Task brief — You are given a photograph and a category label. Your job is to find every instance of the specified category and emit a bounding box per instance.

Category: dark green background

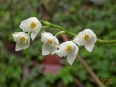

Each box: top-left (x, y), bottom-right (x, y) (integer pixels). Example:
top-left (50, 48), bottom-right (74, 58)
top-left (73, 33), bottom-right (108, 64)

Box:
top-left (0, 0), bottom-right (116, 87)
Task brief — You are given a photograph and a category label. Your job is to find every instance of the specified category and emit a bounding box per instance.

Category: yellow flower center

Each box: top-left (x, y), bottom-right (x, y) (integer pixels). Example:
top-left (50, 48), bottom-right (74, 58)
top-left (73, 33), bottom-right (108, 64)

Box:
top-left (30, 22), bottom-right (36, 28)
top-left (83, 34), bottom-right (89, 40)
top-left (20, 36), bottom-right (26, 41)
top-left (65, 45), bottom-right (71, 52)
top-left (47, 39), bottom-right (53, 44)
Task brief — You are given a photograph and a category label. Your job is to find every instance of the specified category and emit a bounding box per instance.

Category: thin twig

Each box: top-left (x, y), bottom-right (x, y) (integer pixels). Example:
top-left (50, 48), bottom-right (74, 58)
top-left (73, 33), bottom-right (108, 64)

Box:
top-left (74, 78), bottom-right (86, 87)
top-left (77, 55), bottom-right (104, 87)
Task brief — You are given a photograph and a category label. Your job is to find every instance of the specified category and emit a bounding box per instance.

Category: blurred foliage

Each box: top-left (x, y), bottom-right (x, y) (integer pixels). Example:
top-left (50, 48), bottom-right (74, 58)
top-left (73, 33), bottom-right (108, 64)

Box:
top-left (0, 0), bottom-right (116, 87)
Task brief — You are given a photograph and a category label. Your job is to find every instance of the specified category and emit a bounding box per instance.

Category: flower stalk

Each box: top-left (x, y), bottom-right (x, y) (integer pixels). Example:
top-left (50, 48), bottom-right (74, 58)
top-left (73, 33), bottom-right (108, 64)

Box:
top-left (55, 31), bottom-right (66, 37)
top-left (40, 20), bottom-right (76, 36)
top-left (40, 20), bottom-right (116, 45)
top-left (96, 39), bottom-right (116, 44)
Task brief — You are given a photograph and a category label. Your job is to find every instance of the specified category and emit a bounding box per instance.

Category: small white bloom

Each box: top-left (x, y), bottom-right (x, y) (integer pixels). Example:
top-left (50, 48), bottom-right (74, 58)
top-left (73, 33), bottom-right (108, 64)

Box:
top-left (73, 29), bottom-right (97, 52)
top-left (55, 41), bottom-right (79, 65)
top-left (19, 17), bottom-right (42, 40)
top-left (41, 32), bottom-right (59, 56)
top-left (12, 32), bottom-right (30, 51)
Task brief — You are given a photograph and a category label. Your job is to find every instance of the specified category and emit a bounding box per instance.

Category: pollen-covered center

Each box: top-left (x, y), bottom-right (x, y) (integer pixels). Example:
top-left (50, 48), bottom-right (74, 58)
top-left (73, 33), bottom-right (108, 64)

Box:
top-left (47, 39), bottom-right (53, 45)
top-left (20, 36), bottom-right (26, 41)
top-left (30, 22), bottom-right (36, 28)
top-left (83, 34), bottom-right (89, 40)
top-left (65, 45), bottom-right (71, 52)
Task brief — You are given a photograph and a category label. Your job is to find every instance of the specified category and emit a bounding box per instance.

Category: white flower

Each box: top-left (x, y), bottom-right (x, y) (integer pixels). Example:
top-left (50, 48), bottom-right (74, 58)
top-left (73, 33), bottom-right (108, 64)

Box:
top-left (19, 17), bottom-right (42, 40)
top-left (41, 32), bottom-right (59, 55)
top-left (12, 32), bottom-right (30, 51)
top-left (73, 29), bottom-right (97, 52)
top-left (55, 41), bottom-right (79, 65)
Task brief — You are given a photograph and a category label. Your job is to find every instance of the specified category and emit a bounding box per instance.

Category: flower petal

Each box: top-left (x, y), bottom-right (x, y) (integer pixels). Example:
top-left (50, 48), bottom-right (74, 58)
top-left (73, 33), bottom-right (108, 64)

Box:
top-left (15, 42), bottom-right (28, 51)
top-left (41, 33), bottom-right (47, 43)
top-left (67, 51), bottom-right (76, 65)
top-left (51, 47), bottom-right (57, 54)
top-left (73, 45), bottom-right (79, 56)
top-left (12, 34), bottom-right (18, 42)
top-left (73, 31), bottom-right (86, 46)
top-left (19, 17), bottom-right (42, 34)
top-left (41, 32), bottom-right (54, 43)
top-left (23, 44), bottom-right (30, 50)
top-left (83, 29), bottom-right (97, 43)
top-left (92, 33), bottom-right (97, 43)
top-left (31, 24), bottom-right (42, 40)
top-left (54, 37), bottom-right (59, 45)
top-left (12, 32), bottom-right (30, 51)
top-left (15, 43), bottom-right (22, 51)
top-left (35, 21), bottom-right (42, 29)
top-left (28, 17), bottom-right (39, 23)
top-left (73, 38), bottom-right (80, 46)
top-left (85, 41), bottom-right (94, 52)
top-left (55, 41), bottom-right (75, 57)
top-left (42, 43), bottom-right (52, 55)
top-left (31, 31), bottom-right (38, 40)
top-left (42, 32), bottom-right (53, 37)
top-left (19, 19), bottom-right (30, 32)
top-left (55, 49), bottom-right (67, 57)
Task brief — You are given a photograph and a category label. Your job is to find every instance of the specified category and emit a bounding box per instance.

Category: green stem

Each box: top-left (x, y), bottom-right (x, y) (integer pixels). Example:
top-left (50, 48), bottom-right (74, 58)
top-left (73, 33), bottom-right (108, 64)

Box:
top-left (52, 24), bottom-right (76, 36)
top-left (42, 26), bottom-right (50, 29)
top-left (40, 20), bottom-right (116, 45)
top-left (55, 31), bottom-right (66, 37)
top-left (28, 32), bottom-right (31, 36)
top-left (96, 39), bottom-right (116, 44)
top-left (40, 20), bottom-right (76, 36)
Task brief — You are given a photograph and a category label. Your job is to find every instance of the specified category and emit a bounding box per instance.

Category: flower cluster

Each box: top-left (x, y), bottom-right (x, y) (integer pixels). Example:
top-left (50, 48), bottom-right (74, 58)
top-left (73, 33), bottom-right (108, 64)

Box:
top-left (12, 17), bottom-right (97, 65)
top-left (12, 17), bottom-right (42, 51)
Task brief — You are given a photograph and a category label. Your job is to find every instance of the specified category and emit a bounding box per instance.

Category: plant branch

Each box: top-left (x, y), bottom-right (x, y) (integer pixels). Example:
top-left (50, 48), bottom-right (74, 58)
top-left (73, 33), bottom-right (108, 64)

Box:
top-left (40, 20), bottom-right (116, 45)
top-left (51, 24), bottom-right (76, 36)
top-left (40, 20), bottom-right (76, 36)
top-left (77, 55), bottom-right (104, 87)
top-left (42, 26), bottom-right (50, 29)
top-left (55, 31), bottom-right (66, 37)
top-left (96, 39), bottom-right (116, 44)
